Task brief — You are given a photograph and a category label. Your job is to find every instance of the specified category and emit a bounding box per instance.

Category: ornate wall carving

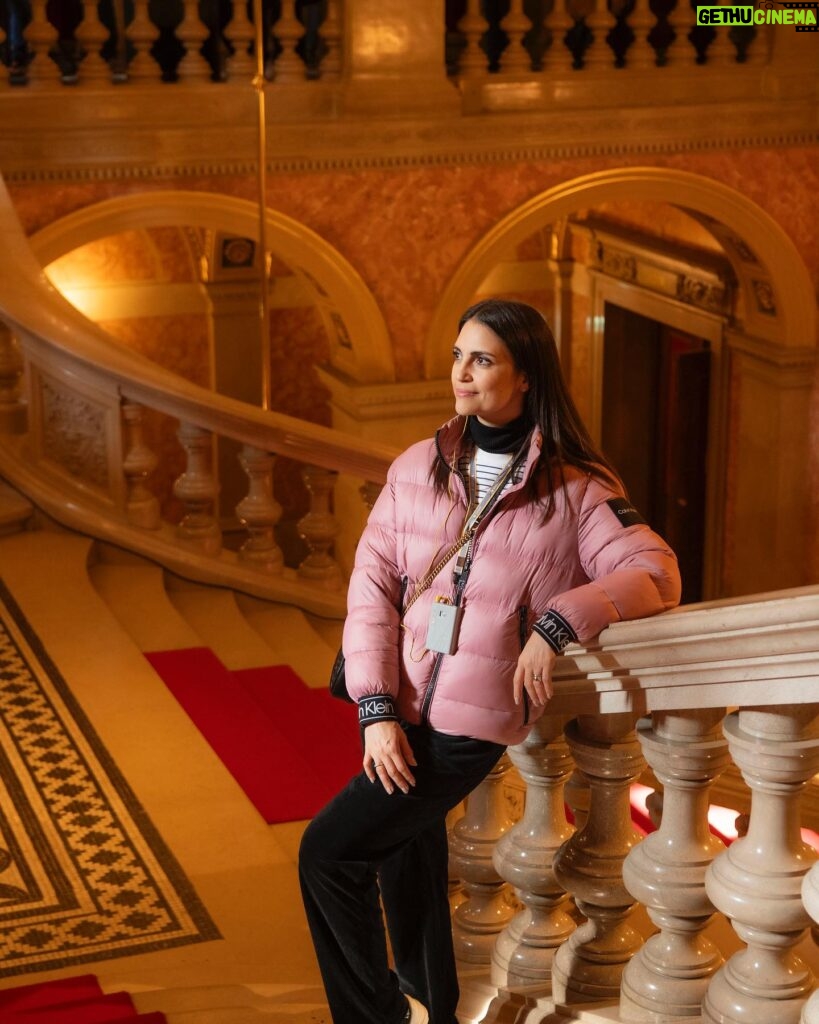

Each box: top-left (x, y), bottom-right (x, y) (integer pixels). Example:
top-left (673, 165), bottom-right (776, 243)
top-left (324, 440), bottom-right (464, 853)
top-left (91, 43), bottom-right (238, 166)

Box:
top-left (40, 379), bottom-right (109, 488)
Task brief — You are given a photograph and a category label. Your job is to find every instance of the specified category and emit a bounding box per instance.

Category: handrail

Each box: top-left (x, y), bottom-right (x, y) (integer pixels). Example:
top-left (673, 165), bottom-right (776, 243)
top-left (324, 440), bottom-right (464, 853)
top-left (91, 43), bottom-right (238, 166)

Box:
top-left (0, 175), bottom-right (398, 485)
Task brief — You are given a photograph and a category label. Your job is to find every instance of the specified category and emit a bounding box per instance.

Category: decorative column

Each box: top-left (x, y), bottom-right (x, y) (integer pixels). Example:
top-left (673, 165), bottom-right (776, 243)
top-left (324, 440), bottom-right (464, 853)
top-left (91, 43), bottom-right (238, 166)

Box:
top-left (272, 0), bottom-right (305, 81)
top-left (705, 0), bottom-right (737, 63)
top-left (297, 465), bottom-right (342, 587)
top-left (620, 709), bottom-right (732, 1020)
top-left (235, 445), bottom-right (284, 573)
top-left (76, 1), bottom-right (111, 82)
top-left (582, 0), bottom-right (617, 68)
top-left (492, 715), bottom-right (576, 987)
top-left (703, 705), bottom-right (819, 1024)
top-left (666, 0), bottom-right (699, 65)
top-left (545, 0), bottom-right (577, 71)
top-left (551, 712), bottom-right (646, 1004)
top-left (175, 0), bottom-right (211, 80)
top-left (359, 480), bottom-right (383, 513)
top-left (25, 1), bottom-right (57, 84)
top-left (498, 0), bottom-right (532, 73)
top-left (126, 0), bottom-right (160, 81)
top-left (173, 421), bottom-right (222, 555)
top-left (457, 0), bottom-right (490, 75)
top-left (0, 325), bottom-right (26, 433)
top-left (121, 401), bottom-right (160, 529)
top-left (626, 0), bottom-right (657, 68)
top-left (801, 863), bottom-right (819, 1024)
top-left (227, 0), bottom-right (256, 78)
top-left (320, 0), bottom-right (342, 79)
top-left (450, 754), bottom-right (517, 964)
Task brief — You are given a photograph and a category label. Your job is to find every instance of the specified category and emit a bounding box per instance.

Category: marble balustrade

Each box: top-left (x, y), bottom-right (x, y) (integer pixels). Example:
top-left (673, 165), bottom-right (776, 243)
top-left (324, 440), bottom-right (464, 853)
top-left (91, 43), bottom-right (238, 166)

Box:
top-left (0, 0), bottom-right (768, 89)
top-left (0, 312), bottom-right (396, 618)
top-left (453, 600), bottom-right (819, 1023)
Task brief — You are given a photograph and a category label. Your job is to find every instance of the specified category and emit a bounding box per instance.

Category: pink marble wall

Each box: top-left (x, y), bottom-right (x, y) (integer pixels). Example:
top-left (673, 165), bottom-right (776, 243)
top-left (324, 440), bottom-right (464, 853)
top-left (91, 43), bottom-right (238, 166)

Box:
top-left (7, 144), bottom-right (819, 581)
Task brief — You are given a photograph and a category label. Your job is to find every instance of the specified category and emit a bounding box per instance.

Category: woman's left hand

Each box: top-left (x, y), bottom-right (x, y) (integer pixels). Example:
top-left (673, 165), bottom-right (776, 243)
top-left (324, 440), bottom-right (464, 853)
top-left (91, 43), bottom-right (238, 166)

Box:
top-left (513, 633), bottom-right (557, 707)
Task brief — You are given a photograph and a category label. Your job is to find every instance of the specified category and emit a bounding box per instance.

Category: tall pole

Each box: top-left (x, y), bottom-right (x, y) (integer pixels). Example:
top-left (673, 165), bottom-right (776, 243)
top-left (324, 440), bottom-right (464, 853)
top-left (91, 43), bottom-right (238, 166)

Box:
top-left (253, 0), bottom-right (272, 411)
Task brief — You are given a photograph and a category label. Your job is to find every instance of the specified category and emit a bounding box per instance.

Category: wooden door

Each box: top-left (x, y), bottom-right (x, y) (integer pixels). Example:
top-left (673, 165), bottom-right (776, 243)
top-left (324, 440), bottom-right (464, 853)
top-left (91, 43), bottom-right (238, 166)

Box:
top-left (601, 304), bottom-right (711, 604)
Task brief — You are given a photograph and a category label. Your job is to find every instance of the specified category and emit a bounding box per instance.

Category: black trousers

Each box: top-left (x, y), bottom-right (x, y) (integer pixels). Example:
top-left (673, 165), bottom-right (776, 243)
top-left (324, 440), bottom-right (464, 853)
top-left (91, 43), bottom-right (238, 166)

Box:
top-left (299, 723), bottom-right (505, 1024)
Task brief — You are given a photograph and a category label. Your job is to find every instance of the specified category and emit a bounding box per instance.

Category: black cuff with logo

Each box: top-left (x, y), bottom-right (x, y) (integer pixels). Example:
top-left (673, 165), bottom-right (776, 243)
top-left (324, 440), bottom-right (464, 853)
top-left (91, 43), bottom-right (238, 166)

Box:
top-left (532, 610), bottom-right (578, 655)
top-left (358, 694), bottom-right (399, 727)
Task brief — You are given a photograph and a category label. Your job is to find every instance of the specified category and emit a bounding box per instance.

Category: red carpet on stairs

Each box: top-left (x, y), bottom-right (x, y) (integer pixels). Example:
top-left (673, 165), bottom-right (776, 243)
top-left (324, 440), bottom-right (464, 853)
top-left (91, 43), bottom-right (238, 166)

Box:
top-left (145, 648), bottom-right (362, 824)
top-left (0, 975), bottom-right (166, 1023)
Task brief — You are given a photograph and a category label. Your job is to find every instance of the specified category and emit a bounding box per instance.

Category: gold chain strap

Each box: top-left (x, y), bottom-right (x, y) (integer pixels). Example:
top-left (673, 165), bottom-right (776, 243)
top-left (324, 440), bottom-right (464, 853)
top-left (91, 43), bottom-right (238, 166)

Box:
top-left (402, 524), bottom-right (477, 616)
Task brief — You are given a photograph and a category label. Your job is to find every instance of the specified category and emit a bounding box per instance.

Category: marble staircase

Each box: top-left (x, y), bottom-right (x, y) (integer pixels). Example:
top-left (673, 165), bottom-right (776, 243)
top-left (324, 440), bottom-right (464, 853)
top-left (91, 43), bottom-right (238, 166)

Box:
top-left (0, 493), bottom-right (340, 1023)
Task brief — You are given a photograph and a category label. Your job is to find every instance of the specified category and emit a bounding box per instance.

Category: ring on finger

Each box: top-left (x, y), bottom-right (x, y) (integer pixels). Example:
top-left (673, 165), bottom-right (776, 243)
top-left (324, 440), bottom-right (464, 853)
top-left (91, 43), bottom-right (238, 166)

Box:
top-left (373, 763), bottom-right (384, 769)
top-left (533, 675), bottom-right (542, 682)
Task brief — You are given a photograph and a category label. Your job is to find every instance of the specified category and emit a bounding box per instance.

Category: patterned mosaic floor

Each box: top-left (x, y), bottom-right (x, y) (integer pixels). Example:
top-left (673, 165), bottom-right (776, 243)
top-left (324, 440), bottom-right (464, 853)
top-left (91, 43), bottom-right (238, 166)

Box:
top-left (0, 579), bottom-right (220, 978)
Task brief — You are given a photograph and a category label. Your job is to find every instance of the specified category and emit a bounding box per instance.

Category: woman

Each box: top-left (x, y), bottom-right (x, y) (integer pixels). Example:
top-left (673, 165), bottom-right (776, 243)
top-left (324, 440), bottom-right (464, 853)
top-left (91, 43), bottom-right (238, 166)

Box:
top-left (299, 299), bottom-right (681, 1024)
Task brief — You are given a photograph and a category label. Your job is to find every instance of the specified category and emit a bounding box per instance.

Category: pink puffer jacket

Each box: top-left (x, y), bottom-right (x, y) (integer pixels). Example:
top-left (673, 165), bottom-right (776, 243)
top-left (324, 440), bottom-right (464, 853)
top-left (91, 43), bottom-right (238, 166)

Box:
top-left (343, 417), bottom-right (681, 746)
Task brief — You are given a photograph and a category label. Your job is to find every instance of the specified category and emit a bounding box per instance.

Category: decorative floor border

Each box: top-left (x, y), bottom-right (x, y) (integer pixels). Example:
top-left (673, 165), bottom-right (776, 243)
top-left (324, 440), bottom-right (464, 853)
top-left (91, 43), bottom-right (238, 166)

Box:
top-left (0, 579), bottom-right (220, 978)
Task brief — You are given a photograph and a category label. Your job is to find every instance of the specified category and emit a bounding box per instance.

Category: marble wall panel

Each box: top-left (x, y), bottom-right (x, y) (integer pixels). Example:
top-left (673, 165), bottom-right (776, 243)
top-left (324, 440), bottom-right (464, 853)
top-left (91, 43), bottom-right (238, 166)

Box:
top-left (7, 144), bottom-right (818, 581)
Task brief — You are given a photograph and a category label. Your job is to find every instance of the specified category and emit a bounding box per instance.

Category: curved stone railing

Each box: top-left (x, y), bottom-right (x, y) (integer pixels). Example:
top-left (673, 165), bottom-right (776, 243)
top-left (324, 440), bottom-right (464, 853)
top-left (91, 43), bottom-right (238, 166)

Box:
top-left (452, 587), bottom-right (819, 1023)
top-left (0, 175), bottom-right (397, 618)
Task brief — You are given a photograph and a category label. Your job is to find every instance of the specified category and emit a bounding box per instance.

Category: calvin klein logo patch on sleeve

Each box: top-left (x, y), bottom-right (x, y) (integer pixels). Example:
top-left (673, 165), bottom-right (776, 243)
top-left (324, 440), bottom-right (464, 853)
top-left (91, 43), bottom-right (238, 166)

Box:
top-left (606, 497), bottom-right (647, 528)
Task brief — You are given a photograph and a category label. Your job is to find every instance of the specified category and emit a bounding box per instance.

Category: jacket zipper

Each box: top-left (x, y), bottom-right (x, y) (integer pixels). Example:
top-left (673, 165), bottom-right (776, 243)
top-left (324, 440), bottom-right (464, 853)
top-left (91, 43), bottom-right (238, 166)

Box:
top-left (518, 605), bottom-right (530, 727)
top-left (419, 555), bottom-right (471, 726)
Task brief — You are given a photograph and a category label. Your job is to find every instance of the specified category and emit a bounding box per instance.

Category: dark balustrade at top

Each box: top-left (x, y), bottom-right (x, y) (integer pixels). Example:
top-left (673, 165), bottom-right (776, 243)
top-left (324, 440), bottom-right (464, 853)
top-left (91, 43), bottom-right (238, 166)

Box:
top-left (444, 0), bottom-right (761, 73)
top-left (0, 0), bottom-right (340, 86)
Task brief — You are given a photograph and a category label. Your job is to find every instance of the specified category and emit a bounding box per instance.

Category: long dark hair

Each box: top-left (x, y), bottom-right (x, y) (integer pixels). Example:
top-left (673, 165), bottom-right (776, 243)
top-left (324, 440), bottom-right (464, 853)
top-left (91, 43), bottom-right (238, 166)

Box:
top-left (439, 298), bottom-right (621, 517)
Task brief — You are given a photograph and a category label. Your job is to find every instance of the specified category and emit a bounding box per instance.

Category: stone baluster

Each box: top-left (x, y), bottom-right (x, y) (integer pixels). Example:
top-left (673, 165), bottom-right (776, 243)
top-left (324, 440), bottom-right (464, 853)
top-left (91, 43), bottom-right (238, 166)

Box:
top-left (551, 713), bottom-right (646, 1004)
top-left (227, 0), bottom-right (256, 79)
top-left (491, 715), bottom-right (576, 987)
top-left (620, 709), bottom-right (732, 1021)
top-left (457, 0), bottom-right (491, 75)
top-left (0, 325), bottom-right (26, 433)
top-left (499, 0), bottom-right (532, 73)
top-left (271, 0), bottom-right (305, 81)
top-left (235, 445), bottom-right (284, 573)
top-left (565, 767), bottom-right (590, 830)
top-left (320, 0), bottom-right (342, 79)
top-left (76, 1), bottom-right (111, 82)
top-left (450, 753), bottom-right (517, 964)
top-left (801, 863), bottom-right (819, 1024)
top-left (126, 0), bottom-right (160, 81)
top-left (703, 705), bottom-right (819, 1024)
top-left (359, 480), bottom-right (383, 513)
top-left (741, 18), bottom-right (768, 66)
top-left (582, 0), bottom-right (617, 68)
top-left (546, 0), bottom-right (578, 71)
top-left (705, 0), bottom-right (737, 63)
top-left (666, 0), bottom-right (699, 64)
top-left (626, 0), bottom-right (657, 68)
top-left (175, 0), bottom-right (211, 80)
top-left (121, 401), bottom-right (160, 529)
top-left (25, 1), bottom-right (58, 85)
top-left (173, 421), bottom-right (222, 555)
top-left (297, 465), bottom-right (342, 587)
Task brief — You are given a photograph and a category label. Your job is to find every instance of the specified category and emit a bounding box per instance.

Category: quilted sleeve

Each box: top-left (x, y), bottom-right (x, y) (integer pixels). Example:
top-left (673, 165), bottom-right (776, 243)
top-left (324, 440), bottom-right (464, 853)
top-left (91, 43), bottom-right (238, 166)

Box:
top-left (341, 461), bottom-right (404, 713)
top-left (546, 476), bottom-right (682, 644)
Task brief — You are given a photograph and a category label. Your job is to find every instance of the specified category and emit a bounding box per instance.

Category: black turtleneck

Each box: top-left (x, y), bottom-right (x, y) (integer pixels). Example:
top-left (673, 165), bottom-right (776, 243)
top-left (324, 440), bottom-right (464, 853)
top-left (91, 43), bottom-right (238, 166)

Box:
top-left (467, 414), bottom-right (531, 454)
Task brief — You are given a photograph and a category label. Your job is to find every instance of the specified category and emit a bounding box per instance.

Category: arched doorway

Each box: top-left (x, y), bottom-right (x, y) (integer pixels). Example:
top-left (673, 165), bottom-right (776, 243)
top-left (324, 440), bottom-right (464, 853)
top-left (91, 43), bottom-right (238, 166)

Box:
top-left (426, 168), bottom-right (816, 600)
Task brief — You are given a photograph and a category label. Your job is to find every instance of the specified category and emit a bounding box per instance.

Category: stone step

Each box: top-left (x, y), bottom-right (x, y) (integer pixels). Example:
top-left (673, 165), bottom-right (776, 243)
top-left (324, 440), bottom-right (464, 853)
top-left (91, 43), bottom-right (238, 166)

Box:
top-left (0, 478), bottom-right (35, 535)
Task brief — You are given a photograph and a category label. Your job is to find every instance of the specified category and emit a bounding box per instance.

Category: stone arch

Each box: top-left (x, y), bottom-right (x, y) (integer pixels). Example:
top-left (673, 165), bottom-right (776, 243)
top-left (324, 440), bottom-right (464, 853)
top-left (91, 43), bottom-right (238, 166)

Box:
top-left (425, 167), bottom-right (814, 377)
top-left (31, 190), bottom-right (395, 383)
top-left (425, 168), bottom-right (816, 598)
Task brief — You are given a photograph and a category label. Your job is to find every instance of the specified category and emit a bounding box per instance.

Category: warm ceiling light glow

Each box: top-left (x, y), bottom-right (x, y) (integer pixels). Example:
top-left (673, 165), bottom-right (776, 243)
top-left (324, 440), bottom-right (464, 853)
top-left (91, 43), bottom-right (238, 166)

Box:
top-left (44, 264), bottom-right (104, 319)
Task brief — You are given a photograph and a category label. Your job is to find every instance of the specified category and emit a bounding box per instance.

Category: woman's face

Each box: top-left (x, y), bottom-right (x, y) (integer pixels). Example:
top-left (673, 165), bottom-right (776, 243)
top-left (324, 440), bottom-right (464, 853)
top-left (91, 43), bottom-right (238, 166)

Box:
top-left (451, 319), bottom-right (529, 426)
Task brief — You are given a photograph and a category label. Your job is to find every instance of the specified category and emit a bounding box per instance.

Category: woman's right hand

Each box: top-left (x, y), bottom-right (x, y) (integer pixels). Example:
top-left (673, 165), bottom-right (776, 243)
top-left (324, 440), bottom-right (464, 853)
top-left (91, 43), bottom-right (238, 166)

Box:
top-left (363, 721), bottom-right (417, 794)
